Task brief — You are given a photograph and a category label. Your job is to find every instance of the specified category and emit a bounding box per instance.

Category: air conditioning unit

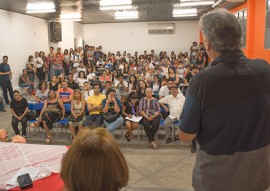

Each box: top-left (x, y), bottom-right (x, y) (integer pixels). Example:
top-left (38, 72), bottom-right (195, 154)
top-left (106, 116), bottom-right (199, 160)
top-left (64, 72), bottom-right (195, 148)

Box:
top-left (148, 23), bottom-right (175, 35)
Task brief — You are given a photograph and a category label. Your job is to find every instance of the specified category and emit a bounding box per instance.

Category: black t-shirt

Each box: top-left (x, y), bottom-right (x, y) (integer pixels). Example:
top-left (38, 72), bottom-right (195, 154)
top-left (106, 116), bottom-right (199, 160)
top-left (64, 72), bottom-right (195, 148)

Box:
top-left (10, 97), bottom-right (28, 115)
top-left (68, 81), bottom-right (79, 91)
top-left (49, 82), bottom-right (59, 91)
top-left (185, 72), bottom-right (194, 83)
top-left (123, 101), bottom-right (138, 115)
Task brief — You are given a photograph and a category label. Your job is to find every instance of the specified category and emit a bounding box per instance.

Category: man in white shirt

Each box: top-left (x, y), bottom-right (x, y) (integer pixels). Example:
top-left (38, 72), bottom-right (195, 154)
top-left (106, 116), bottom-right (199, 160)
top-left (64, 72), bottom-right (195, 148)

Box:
top-left (159, 85), bottom-right (185, 143)
top-left (159, 78), bottom-right (183, 120)
top-left (82, 81), bottom-right (94, 101)
top-left (159, 78), bottom-right (176, 99)
top-left (33, 52), bottom-right (44, 82)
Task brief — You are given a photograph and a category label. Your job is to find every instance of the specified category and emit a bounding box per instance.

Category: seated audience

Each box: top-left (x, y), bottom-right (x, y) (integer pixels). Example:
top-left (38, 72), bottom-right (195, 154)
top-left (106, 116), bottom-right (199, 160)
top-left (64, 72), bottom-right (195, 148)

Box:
top-left (159, 78), bottom-right (177, 99)
top-left (82, 81), bottom-right (94, 101)
top-left (48, 75), bottom-right (60, 91)
top-left (185, 66), bottom-right (199, 84)
top-left (86, 67), bottom-right (96, 81)
top-left (128, 74), bottom-right (138, 93)
top-left (35, 81), bottom-right (49, 103)
top-left (70, 67), bottom-right (78, 81)
top-left (139, 87), bottom-right (161, 147)
top-left (102, 88), bottom-right (124, 134)
top-left (67, 73), bottom-right (79, 91)
top-left (58, 80), bottom-right (74, 103)
top-left (112, 70), bottom-right (119, 87)
top-left (68, 89), bottom-right (86, 138)
top-left (167, 67), bottom-right (179, 85)
top-left (60, 128), bottom-right (129, 191)
top-left (122, 92), bottom-right (140, 141)
top-left (85, 83), bottom-right (106, 128)
top-left (26, 55), bottom-right (36, 84)
top-left (151, 75), bottom-right (161, 99)
top-left (158, 85), bottom-right (185, 144)
top-left (77, 71), bottom-right (87, 90)
top-left (115, 73), bottom-right (128, 98)
top-left (39, 90), bottom-right (65, 144)
top-left (99, 71), bottom-right (111, 88)
top-left (10, 90), bottom-right (29, 138)
top-left (76, 61), bottom-right (87, 74)
top-left (102, 81), bottom-right (121, 100)
top-left (19, 69), bottom-right (34, 96)
top-left (137, 80), bottom-right (147, 100)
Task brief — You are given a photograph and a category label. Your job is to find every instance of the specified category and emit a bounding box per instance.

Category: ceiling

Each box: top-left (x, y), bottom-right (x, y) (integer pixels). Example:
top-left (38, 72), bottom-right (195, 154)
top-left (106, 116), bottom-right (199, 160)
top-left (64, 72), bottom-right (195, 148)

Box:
top-left (0, 0), bottom-right (245, 24)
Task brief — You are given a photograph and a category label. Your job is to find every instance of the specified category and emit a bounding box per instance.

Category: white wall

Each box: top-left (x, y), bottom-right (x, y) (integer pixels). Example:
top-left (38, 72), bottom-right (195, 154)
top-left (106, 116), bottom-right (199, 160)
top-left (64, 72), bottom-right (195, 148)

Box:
top-left (58, 22), bottom-right (74, 50)
top-left (57, 22), bottom-right (83, 50)
top-left (74, 22), bottom-right (84, 49)
top-left (0, 9), bottom-right (49, 88)
top-left (83, 21), bottom-right (199, 55)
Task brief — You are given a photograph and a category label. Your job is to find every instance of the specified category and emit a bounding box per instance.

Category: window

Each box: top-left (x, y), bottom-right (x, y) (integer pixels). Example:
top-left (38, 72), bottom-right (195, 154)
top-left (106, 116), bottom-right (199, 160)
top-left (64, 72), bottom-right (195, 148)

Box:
top-left (265, 0), bottom-right (270, 48)
top-left (234, 9), bottom-right (247, 48)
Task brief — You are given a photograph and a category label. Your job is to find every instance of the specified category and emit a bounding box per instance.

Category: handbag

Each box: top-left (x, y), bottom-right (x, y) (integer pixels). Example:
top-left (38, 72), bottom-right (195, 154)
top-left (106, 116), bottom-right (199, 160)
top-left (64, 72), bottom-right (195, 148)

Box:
top-left (27, 111), bottom-right (36, 120)
top-left (103, 112), bottom-right (120, 123)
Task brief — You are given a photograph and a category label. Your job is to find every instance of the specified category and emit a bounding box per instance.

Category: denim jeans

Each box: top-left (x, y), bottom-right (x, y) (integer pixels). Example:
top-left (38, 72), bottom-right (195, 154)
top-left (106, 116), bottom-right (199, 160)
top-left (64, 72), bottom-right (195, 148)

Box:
top-left (104, 116), bottom-right (124, 134)
top-left (85, 114), bottom-right (103, 128)
top-left (20, 83), bottom-right (34, 91)
top-left (54, 69), bottom-right (63, 77)
top-left (27, 72), bottom-right (35, 83)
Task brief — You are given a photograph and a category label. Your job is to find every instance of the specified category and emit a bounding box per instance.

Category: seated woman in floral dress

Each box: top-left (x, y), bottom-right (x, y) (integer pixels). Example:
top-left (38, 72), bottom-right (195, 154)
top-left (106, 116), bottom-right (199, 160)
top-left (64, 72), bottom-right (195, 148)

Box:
top-left (68, 89), bottom-right (86, 138)
top-left (39, 90), bottom-right (65, 144)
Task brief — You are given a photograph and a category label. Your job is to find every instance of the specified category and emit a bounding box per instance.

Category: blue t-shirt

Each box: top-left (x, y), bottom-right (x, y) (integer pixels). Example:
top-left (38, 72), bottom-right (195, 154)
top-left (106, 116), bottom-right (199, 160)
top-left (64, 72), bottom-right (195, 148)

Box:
top-left (0, 63), bottom-right (11, 81)
top-left (102, 98), bottom-right (122, 112)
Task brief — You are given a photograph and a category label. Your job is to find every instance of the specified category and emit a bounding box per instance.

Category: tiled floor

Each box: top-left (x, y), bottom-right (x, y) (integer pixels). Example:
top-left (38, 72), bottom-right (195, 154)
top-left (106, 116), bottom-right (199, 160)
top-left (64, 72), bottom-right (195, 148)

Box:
top-left (0, 97), bottom-right (195, 191)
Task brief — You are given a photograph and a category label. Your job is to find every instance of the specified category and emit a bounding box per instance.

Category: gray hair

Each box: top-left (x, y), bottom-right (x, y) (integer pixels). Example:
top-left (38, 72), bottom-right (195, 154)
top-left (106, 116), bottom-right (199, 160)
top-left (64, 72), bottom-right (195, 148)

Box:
top-left (199, 8), bottom-right (242, 53)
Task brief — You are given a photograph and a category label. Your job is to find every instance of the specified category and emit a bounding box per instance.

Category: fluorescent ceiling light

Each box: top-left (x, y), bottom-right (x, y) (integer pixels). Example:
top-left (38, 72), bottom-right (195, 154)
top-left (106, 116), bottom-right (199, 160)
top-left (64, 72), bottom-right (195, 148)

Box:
top-left (100, 0), bottom-right (132, 6)
top-left (60, 19), bottom-right (82, 22)
top-left (115, 11), bottom-right (138, 19)
top-left (100, 5), bottom-right (133, 10)
top-left (26, 9), bottom-right (55, 13)
top-left (26, 2), bottom-right (55, 13)
top-left (173, 13), bottom-right (198, 17)
top-left (173, 8), bottom-right (197, 15)
top-left (178, 1), bottom-right (215, 7)
top-left (60, 13), bottom-right (82, 19)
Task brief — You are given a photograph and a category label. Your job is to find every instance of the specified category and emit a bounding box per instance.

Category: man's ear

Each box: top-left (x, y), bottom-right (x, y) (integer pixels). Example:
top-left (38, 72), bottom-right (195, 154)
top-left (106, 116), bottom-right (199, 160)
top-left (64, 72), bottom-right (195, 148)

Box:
top-left (204, 38), bottom-right (211, 51)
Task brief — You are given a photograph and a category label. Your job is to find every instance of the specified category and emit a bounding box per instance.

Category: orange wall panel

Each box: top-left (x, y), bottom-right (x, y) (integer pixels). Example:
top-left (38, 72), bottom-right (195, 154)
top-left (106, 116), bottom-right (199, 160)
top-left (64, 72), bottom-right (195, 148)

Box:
top-left (229, 0), bottom-right (270, 63)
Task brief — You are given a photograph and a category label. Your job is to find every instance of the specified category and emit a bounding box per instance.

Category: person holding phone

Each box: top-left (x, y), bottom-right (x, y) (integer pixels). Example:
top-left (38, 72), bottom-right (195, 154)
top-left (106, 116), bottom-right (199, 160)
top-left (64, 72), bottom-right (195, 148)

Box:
top-left (102, 88), bottom-right (124, 135)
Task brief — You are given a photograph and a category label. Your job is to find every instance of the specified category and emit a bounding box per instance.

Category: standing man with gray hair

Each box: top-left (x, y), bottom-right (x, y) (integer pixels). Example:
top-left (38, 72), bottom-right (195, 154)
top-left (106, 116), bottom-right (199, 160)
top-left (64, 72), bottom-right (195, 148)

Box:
top-left (179, 8), bottom-right (270, 191)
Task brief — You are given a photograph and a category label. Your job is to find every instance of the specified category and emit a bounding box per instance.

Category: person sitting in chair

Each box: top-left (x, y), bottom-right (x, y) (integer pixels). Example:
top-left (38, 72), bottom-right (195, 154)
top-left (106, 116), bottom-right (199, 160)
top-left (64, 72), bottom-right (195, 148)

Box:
top-left (102, 88), bottom-right (124, 135)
